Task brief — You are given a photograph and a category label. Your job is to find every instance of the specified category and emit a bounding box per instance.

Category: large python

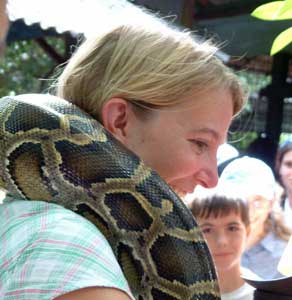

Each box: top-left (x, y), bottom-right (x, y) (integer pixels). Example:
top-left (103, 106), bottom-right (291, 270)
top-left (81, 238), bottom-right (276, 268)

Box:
top-left (0, 94), bottom-right (220, 300)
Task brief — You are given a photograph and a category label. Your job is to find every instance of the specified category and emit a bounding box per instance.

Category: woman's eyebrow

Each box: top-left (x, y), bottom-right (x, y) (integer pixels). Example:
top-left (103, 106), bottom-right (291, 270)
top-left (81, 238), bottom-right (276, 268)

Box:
top-left (191, 128), bottom-right (220, 140)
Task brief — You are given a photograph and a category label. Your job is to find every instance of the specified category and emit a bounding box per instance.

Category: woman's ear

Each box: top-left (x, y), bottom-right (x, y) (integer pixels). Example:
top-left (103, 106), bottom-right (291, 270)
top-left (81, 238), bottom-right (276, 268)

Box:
top-left (101, 98), bottom-right (131, 143)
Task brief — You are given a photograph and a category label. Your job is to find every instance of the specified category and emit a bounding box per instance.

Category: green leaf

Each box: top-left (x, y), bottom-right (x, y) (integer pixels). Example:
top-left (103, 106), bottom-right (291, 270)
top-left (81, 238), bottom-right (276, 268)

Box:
top-left (279, 0), bottom-right (292, 16)
top-left (252, 0), bottom-right (292, 20)
top-left (252, 1), bottom-right (285, 20)
top-left (271, 27), bottom-right (292, 54)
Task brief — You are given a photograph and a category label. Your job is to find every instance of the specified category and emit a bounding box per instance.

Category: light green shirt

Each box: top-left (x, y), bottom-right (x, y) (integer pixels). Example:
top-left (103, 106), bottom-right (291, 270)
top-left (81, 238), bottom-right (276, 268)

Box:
top-left (0, 198), bottom-right (134, 300)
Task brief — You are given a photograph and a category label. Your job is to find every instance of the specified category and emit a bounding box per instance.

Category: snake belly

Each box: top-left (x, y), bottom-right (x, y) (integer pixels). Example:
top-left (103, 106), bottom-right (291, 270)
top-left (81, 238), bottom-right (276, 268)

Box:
top-left (0, 94), bottom-right (220, 300)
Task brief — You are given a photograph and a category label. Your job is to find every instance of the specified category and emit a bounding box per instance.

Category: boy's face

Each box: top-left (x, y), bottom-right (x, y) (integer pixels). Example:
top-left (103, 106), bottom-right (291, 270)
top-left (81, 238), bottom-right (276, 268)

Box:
top-left (197, 211), bottom-right (249, 273)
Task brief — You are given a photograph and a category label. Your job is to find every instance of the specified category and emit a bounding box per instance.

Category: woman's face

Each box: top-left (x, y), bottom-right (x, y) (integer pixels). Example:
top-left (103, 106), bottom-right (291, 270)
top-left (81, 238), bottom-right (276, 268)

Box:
top-left (247, 194), bottom-right (272, 226)
top-left (279, 150), bottom-right (292, 194)
top-left (198, 212), bottom-right (249, 273)
top-left (124, 87), bottom-right (233, 196)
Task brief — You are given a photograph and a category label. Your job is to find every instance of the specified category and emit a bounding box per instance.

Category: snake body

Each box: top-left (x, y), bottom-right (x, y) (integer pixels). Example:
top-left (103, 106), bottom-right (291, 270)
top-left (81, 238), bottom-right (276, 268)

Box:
top-left (0, 94), bottom-right (220, 300)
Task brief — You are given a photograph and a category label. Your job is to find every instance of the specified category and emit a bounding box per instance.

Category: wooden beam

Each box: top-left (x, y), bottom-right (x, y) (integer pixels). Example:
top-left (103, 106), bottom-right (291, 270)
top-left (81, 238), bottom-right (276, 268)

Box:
top-left (0, 0), bottom-right (8, 54)
top-left (264, 53), bottom-right (290, 160)
top-left (181, 0), bottom-right (195, 29)
top-left (35, 37), bottom-right (65, 64)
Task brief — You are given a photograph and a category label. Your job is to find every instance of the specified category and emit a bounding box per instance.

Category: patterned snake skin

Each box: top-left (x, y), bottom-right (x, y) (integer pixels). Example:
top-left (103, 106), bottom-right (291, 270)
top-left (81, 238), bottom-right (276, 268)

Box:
top-left (0, 94), bottom-right (220, 300)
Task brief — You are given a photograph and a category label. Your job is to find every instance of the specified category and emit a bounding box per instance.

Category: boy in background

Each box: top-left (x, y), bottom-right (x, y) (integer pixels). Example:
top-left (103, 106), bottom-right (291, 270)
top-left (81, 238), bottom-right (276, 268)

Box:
top-left (188, 170), bottom-right (256, 300)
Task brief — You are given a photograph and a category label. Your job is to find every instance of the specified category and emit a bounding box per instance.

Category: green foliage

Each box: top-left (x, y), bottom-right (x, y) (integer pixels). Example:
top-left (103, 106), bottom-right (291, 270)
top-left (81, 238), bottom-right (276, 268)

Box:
top-left (228, 131), bottom-right (258, 152)
top-left (0, 37), bottom-right (64, 97)
top-left (228, 71), bottom-right (271, 151)
top-left (252, 0), bottom-right (292, 54)
top-left (237, 70), bottom-right (271, 94)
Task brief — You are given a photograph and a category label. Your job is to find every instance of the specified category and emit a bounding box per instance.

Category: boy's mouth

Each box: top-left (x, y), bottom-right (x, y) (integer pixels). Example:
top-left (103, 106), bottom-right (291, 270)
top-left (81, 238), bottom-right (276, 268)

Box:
top-left (214, 252), bottom-right (232, 257)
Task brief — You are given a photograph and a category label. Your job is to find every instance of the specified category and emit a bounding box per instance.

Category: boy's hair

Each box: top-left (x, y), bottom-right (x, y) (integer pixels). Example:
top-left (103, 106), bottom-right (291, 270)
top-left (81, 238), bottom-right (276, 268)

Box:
top-left (189, 193), bottom-right (250, 227)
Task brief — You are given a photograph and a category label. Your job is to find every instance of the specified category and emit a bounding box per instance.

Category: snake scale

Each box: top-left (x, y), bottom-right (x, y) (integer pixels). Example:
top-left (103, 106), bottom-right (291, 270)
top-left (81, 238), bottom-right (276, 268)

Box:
top-left (0, 94), bottom-right (220, 300)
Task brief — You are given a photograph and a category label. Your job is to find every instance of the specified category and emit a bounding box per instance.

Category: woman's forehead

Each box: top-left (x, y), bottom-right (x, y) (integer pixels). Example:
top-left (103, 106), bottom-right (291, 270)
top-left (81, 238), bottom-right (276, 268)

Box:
top-left (282, 150), bottom-right (292, 161)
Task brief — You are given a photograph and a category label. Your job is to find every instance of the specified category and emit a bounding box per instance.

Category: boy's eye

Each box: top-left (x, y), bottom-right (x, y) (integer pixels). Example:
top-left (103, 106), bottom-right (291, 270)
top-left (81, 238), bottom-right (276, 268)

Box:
top-left (202, 227), bottom-right (211, 234)
top-left (228, 225), bottom-right (239, 232)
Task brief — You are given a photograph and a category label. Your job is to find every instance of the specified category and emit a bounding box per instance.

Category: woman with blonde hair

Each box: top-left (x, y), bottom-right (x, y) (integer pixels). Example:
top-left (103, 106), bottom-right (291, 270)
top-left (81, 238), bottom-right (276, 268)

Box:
top-left (0, 13), bottom-right (246, 300)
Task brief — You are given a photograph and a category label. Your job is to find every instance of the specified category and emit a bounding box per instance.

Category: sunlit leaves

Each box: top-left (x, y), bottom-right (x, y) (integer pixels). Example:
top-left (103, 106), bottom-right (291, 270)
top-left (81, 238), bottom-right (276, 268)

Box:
top-left (252, 1), bottom-right (292, 20)
top-left (271, 26), bottom-right (292, 54)
top-left (0, 38), bottom-right (63, 97)
top-left (251, 0), bottom-right (292, 54)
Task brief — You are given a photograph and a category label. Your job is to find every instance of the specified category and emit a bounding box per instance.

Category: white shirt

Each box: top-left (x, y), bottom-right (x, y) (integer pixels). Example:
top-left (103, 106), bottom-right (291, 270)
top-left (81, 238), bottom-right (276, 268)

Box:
top-left (221, 283), bottom-right (254, 300)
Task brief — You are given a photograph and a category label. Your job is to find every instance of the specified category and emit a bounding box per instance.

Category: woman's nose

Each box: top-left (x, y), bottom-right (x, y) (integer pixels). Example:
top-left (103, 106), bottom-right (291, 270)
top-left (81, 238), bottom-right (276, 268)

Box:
top-left (197, 159), bottom-right (219, 188)
top-left (205, 170), bottom-right (219, 188)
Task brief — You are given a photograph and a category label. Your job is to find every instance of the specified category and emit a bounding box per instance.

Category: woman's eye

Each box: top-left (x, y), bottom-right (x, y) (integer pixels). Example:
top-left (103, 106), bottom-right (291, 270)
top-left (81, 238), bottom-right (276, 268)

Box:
top-left (284, 162), bottom-right (292, 168)
top-left (190, 140), bottom-right (208, 154)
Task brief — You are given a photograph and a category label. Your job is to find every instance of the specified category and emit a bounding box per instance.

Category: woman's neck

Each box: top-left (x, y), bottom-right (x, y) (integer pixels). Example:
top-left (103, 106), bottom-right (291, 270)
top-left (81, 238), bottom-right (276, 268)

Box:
top-left (217, 265), bottom-right (245, 294)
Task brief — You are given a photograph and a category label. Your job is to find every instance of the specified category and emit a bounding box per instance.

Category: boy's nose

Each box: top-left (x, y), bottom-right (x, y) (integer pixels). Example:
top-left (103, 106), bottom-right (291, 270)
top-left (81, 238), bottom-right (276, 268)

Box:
top-left (216, 234), bottom-right (228, 246)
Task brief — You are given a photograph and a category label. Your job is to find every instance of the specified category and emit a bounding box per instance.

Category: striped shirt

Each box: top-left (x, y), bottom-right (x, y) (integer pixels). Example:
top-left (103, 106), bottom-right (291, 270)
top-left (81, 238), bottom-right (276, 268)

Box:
top-left (0, 198), bottom-right (134, 300)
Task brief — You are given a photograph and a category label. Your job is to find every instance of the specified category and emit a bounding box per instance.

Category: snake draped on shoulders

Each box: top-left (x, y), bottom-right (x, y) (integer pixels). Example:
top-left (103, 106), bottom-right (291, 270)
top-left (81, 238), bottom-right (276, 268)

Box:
top-left (0, 94), bottom-right (220, 300)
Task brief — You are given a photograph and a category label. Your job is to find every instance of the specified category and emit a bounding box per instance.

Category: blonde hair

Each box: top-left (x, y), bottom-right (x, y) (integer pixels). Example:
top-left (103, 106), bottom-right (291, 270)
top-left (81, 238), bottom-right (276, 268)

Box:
top-left (56, 18), bottom-right (247, 122)
top-left (266, 208), bottom-right (291, 241)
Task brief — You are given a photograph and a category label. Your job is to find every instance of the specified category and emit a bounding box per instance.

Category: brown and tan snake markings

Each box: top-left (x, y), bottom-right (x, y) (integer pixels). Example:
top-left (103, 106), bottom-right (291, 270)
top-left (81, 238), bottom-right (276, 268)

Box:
top-left (0, 94), bottom-right (220, 300)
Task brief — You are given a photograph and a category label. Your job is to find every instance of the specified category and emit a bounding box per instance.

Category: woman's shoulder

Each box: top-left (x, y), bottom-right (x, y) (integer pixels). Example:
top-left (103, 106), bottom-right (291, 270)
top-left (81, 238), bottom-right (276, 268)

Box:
top-left (1, 197), bottom-right (101, 236)
top-left (0, 198), bottom-right (134, 300)
top-left (262, 231), bottom-right (288, 253)
top-left (0, 197), bottom-right (113, 261)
